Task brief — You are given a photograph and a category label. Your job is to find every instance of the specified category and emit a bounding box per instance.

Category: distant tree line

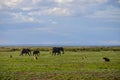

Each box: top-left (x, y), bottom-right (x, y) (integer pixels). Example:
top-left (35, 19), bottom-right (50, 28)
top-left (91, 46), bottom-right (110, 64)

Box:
top-left (64, 47), bottom-right (120, 52)
top-left (0, 46), bottom-right (120, 52)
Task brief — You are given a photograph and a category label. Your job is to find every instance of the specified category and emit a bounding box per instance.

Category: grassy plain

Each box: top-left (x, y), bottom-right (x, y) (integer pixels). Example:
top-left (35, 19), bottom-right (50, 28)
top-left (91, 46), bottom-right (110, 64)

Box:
top-left (0, 47), bottom-right (120, 80)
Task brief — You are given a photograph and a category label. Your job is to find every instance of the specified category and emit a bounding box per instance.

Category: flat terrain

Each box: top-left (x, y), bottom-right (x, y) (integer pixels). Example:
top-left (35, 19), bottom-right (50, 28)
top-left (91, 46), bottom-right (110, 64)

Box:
top-left (0, 47), bottom-right (120, 80)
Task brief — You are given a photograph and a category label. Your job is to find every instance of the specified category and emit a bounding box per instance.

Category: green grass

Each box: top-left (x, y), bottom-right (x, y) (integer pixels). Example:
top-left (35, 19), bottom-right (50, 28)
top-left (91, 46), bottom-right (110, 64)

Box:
top-left (0, 50), bottom-right (120, 80)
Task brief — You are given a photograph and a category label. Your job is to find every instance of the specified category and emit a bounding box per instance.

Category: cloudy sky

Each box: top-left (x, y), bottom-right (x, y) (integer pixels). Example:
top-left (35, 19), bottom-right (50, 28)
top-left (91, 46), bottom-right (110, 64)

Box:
top-left (0, 0), bottom-right (120, 46)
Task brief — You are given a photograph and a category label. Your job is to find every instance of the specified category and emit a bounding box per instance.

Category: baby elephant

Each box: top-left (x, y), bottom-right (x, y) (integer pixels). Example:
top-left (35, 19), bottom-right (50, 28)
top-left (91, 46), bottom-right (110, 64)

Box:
top-left (33, 50), bottom-right (40, 56)
top-left (103, 57), bottom-right (110, 62)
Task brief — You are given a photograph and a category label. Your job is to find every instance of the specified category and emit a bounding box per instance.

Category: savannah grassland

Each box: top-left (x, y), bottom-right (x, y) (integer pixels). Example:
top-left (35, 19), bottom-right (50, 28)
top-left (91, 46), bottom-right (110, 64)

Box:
top-left (0, 46), bottom-right (120, 80)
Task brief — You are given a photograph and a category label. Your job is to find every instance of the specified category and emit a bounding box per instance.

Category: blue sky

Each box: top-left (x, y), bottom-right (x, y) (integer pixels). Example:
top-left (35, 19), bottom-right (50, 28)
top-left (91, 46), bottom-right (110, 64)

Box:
top-left (0, 0), bottom-right (120, 46)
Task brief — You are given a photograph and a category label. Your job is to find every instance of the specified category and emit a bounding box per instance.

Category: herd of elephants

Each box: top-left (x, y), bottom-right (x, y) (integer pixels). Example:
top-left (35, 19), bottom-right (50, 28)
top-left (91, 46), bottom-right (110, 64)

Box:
top-left (19, 47), bottom-right (64, 56)
top-left (19, 47), bottom-right (110, 62)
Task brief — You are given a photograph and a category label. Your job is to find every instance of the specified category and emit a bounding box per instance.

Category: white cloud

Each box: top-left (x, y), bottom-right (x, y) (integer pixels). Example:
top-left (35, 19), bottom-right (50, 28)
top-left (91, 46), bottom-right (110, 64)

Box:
top-left (1, 1), bottom-right (66, 23)
top-left (49, 0), bottom-right (108, 17)
top-left (54, 0), bottom-right (107, 5)
top-left (47, 7), bottom-right (72, 16)
top-left (54, 0), bottom-right (73, 4)
top-left (21, 0), bottom-right (42, 10)
top-left (0, 0), bottom-right (43, 10)
top-left (2, 0), bottom-right (23, 8)
top-left (0, 0), bottom-right (119, 23)
top-left (32, 0), bottom-right (42, 4)
top-left (28, 7), bottom-right (72, 16)
top-left (0, 0), bottom-right (108, 11)
top-left (21, 7), bottom-right (33, 11)
top-left (11, 12), bottom-right (43, 23)
top-left (19, 0), bottom-right (42, 11)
